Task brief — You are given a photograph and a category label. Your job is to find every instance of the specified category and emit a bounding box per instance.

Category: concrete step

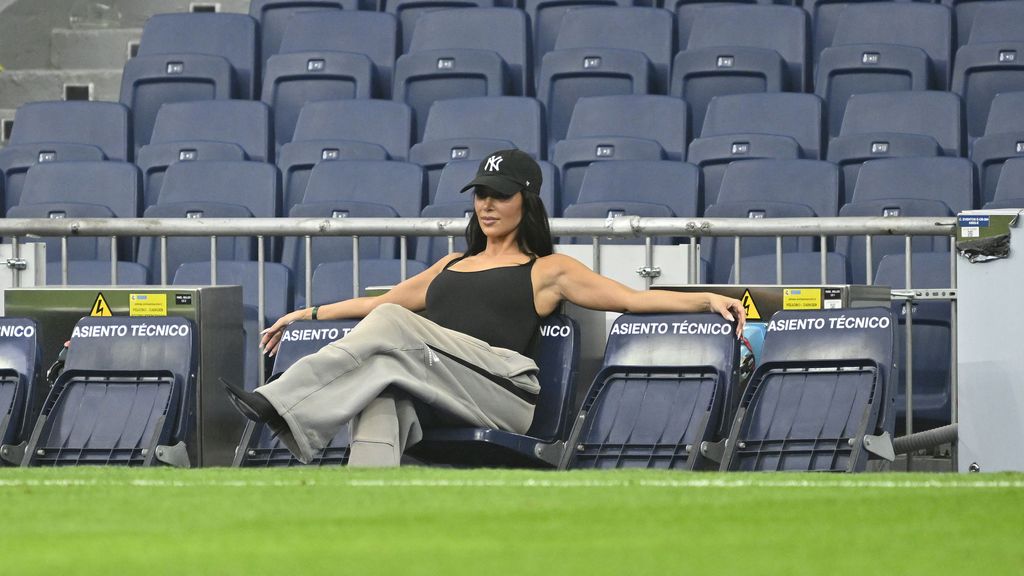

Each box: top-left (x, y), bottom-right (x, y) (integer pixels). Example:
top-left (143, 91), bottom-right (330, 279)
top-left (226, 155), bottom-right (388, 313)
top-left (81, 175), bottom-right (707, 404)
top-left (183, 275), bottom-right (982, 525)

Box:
top-left (0, 69), bottom-right (121, 109)
top-left (50, 28), bottom-right (142, 70)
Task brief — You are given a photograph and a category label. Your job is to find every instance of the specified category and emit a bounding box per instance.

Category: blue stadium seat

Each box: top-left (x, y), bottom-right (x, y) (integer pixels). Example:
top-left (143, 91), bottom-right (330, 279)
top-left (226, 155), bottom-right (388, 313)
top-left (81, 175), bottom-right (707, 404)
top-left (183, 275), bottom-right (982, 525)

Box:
top-left (174, 261), bottom-right (292, 392)
top-left (137, 142), bottom-right (248, 210)
top-left (310, 259), bottom-right (430, 304)
top-left (45, 261), bottom-right (150, 286)
top-left (414, 314), bottom-right (580, 467)
top-left (282, 160), bottom-right (425, 297)
top-left (954, 42), bottom-right (1024, 142)
top-left (672, 5), bottom-right (808, 131)
top-left (699, 93), bottom-right (825, 159)
top-left (561, 312), bottom-right (740, 470)
top-left (8, 161), bottom-right (142, 262)
top-left (720, 308), bottom-right (896, 472)
top-left (22, 316), bottom-right (197, 467)
top-left (874, 252), bottom-right (953, 432)
top-left (119, 54), bottom-right (234, 157)
top-left (817, 3), bottom-right (952, 136)
top-left (963, 1), bottom-right (1024, 44)
top-left (136, 13), bottom-right (260, 100)
top-left (145, 101), bottom-right (273, 163)
top-left (8, 101), bottom-right (131, 162)
top-left (525, 0), bottom-right (630, 78)
top-left (562, 161), bottom-right (699, 242)
top-left (138, 161), bottom-right (281, 282)
top-left (972, 92), bottom-right (1024, 206)
top-left (727, 252), bottom-right (850, 285)
top-left (551, 137), bottom-right (665, 214)
top-left (0, 144), bottom-right (107, 214)
top-left (702, 159), bottom-right (839, 283)
top-left (0, 319), bottom-right (40, 462)
top-left (386, 0), bottom-right (496, 53)
top-left (278, 10), bottom-right (399, 99)
top-left (249, 0), bottom-right (358, 69)
top-left (672, 0), bottom-right (776, 51)
top-left (235, 319), bottom-right (359, 466)
top-left (565, 95), bottom-right (689, 161)
top-left (805, 0), bottom-right (885, 66)
top-left (393, 8), bottom-right (528, 140)
top-left (686, 139), bottom-right (800, 216)
top-left (985, 156), bottom-right (1024, 208)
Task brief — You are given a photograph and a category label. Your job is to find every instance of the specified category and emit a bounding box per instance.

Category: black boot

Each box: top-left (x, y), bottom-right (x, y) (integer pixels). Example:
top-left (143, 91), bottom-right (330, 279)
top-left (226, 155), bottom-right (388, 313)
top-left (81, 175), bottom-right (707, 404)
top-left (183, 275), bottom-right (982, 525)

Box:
top-left (220, 377), bottom-right (282, 425)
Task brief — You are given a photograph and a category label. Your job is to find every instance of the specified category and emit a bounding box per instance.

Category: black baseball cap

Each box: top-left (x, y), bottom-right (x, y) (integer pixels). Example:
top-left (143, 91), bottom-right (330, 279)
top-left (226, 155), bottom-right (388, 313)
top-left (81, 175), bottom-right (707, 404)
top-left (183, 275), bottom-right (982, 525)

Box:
top-left (459, 149), bottom-right (542, 198)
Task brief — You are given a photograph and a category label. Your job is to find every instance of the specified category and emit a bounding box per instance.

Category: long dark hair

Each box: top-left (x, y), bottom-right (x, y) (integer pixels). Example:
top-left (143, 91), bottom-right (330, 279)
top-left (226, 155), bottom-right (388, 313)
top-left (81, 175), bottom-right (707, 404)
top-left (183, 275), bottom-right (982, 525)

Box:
top-left (465, 190), bottom-right (553, 257)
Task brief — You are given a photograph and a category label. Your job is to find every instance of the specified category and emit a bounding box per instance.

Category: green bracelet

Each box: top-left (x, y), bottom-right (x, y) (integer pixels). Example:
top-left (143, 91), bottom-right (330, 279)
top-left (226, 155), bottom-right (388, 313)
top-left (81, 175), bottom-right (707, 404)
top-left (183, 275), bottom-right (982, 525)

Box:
top-left (311, 305), bottom-right (319, 320)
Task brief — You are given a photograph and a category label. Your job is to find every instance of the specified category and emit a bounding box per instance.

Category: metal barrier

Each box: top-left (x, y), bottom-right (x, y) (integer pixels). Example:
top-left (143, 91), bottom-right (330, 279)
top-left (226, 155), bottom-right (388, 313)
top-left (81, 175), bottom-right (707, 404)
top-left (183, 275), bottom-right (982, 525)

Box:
top-left (0, 215), bottom-right (959, 466)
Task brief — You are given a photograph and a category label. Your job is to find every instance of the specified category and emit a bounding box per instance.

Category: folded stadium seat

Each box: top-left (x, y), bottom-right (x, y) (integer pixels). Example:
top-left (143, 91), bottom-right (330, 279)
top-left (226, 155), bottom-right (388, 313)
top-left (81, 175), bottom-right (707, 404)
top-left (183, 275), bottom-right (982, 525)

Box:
top-left (310, 259), bottom-right (430, 304)
top-left (670, 0), bottom-right (775, 51)
top-left (559, 312), bottom-right (740, 470)
top-left (0, 319), bottom-right (40, 465)
top-left (277, 10), bottom-right (400, 100)
top-left (951, 3), bottom-right (1024, 140)
top-left (836, 157), bottom-right (974, 284)
top-left (972, 92), bottom-right (1024, 206)
top-left (234, 319), bottom-right (360, 467)
top-left (174, 261), bottom-right (293, 392)
top-left (719, 307), bottom-right (897, 472)
top-left (805, 0), bottom-right (889, 67)
top-left (279, 100), bottom-right (413, 213)
top-left (392, 9), bottom-right (529, 140)
top-left (701, 159), bottom-right (840, 284)
top-left (827, 91), bottom-right (962, 205)
top-left (727, 252), bottom-right (850, 285)
top-left (946, 0), bottom-right (1016, 50)
top-left (281, 160), bottom-right (425, 300)
top-left (136, 101), bottom-right (273, 208)
top-left (815, 3), bottom-right (952, 136)
top-left (387, 0), bottom-right (497, 53)
top-left (562, 160), bottom-right (699, 244)
top-left (7, 162), bottom-right (142, 263)
top-left (22, 316), bottom-right (197, 467)
top-left (124, 13), bottom-right (259, 155)
top-left (249, 0), bottom-right (358, 71)
top-left (45, 261), bottom-right (150, 286)
top-left (538, 8), bottom-right (669, 152)
top-left (874, 252), bottom-right (953, 433)
top-left (137, 161), bottom-right (282, 283)
top-left (671, 5), bottom-right (809, 132)
top-left (8, 101), bottom-right (132, 162)
top-left (551, 138), bottom-right (665, 215)
top-left (0, 144), bottom-right (106, 214)
top-left (416, 158), bottom-right (558, 262)
top-left (410, 97), bottom-right (543, 200)
top-left (525, 0), bottom-right (631, 80)
top-left (984, 156), bottom-right (1024, 208)
top-left (412, 314), bottom-right (579, 467)
top-left (687, 93), bottom-right (824, 212)
top-left (563, 95), bottom-right (689, 161)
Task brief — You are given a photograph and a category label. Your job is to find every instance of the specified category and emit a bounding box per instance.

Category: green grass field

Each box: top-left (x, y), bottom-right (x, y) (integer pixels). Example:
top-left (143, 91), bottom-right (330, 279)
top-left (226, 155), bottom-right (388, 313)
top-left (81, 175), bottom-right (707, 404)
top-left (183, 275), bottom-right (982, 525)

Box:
top-left (1, 468), bottom-right (1021, 575)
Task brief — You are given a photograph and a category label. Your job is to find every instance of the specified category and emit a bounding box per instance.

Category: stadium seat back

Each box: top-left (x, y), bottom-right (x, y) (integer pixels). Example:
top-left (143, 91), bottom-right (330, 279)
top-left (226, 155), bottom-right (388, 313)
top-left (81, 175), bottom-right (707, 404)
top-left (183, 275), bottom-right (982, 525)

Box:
top-left (551, 136), bottom-right (665, 213)
top-left (952, 41), bottom-right (1024, 140)
top-left (148, 100), bottom-right (273, 162)
top-left (566, 95), bottom-right (689, 161)
top-left (419, 97), bottom-right (544, 158)
top-left (137, 141), bottom-right (248, 209)
top-left (727, 252), bottom-right (849, 285)
top-left (387, 0), bottom-right (496, 53)
top-left (0, 143), bottom-right (107, 214)
top-left (722, 308), bottom-right (896, 472)
top-left (575, 160), bottom-right (699, 219)
top-left (838, 91), bottom-right (964, 157)
top-left (525, 0), bottom-right (629, 76)
top-left (850, 157), bottom-right (975, 213)
top-left (0, 318), bottom-right (40, 450)
top-left (45, 261), bottom-right (150, 286)
top-left (250, 0), bottom-right (358, 66)
top-left (292, 100), bottom-right (413, 161)
top-left (311, 259), bottom-right (430, 304)
top-left (686, 134), bottom-right (801, 213)
top-left (700, 93), bottom-right (824, 159)
top-left (9, 101), bottom-right (131, 162)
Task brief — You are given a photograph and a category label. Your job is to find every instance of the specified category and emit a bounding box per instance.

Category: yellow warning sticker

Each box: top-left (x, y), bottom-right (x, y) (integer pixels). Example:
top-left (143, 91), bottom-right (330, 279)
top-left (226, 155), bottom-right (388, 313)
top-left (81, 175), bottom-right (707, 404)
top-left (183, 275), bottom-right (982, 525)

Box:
top-left (129, 293), bottom-right (167, 317)
top-left (90, 292), bottom-right (112, 317)
top-left (783, 288), bottom-right (822, 310)
top-left (741, 289), bottom-right (761, 320)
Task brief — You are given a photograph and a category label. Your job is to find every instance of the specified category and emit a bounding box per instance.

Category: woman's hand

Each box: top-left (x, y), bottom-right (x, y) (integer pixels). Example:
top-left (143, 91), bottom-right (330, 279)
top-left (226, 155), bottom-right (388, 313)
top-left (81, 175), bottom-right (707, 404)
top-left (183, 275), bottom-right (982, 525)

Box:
top-left (707, 293), bottom-right (747, 337)
top-left (259, 308), bottom-right (310, 357)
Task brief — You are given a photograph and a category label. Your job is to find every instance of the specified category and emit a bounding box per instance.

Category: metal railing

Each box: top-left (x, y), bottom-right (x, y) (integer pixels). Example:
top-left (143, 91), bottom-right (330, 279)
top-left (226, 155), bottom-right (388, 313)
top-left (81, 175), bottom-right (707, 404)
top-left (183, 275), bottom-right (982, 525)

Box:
top-left (0, 215), bottom-right (960, 466)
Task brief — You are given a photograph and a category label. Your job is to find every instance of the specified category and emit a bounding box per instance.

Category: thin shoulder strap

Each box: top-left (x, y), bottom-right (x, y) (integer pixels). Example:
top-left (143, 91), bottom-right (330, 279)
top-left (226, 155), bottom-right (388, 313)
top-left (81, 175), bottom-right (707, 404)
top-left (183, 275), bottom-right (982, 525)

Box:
top-left (442, 255), bottom-right (467, 270)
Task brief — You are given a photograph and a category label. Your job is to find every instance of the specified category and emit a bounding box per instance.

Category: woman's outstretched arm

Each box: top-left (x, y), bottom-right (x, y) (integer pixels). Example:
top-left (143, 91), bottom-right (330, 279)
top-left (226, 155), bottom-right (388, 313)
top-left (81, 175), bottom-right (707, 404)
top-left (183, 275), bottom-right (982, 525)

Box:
top-left (259, 253), bottom-right (461, 355)
top-left (536, 254), bottom-right (746, 334)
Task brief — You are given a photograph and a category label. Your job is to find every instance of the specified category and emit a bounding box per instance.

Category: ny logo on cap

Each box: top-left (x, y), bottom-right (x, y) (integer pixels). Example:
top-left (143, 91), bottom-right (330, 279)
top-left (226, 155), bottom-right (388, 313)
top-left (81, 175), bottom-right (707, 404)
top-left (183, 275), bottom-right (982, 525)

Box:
top-left (484, 154), bottom-right (504, 172)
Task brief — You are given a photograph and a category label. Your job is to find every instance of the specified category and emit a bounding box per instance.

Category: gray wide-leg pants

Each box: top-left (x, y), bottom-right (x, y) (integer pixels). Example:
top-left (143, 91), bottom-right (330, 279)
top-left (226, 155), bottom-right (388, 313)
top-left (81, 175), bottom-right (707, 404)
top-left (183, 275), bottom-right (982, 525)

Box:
top-left (256, 303), bottom-right (540, 466)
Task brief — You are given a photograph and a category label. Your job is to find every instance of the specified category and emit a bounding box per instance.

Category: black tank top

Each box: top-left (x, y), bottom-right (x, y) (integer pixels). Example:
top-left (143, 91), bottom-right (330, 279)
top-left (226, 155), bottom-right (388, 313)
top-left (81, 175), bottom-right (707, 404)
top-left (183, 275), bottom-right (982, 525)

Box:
top-left (424, 256), bottom-right (541, 356)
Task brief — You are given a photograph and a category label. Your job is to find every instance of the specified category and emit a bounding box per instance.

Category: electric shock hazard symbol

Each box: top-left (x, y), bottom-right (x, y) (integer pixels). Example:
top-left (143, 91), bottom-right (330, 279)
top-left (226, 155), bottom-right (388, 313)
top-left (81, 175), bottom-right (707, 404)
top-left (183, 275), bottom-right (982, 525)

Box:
top-left (741, 289), bottom-right (761, 320)
top-left (90, 292), bottom-right (112, 317)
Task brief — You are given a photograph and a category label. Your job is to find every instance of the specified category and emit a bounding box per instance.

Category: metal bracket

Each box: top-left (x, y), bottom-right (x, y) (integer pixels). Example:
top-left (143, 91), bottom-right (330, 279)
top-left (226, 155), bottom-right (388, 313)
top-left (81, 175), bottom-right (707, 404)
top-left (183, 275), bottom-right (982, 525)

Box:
top-left (700, 438), bottom-right (728, 463)
top-left (0, 442), bottom-right (26, 466)
top-left (154, 441), bottom-right (191, 468)
top-left (636, 266), bottom-right (662, 279)
top-left (4, 258), bottom-right (27, 271)
top-left (863, 432), bottom-right (895, 462)
top-left (534, 440), bottom-right (566, 468)
top-left (890, 288), bottom-right (957, 302)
